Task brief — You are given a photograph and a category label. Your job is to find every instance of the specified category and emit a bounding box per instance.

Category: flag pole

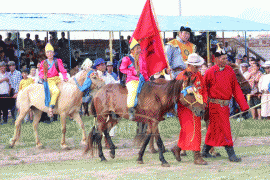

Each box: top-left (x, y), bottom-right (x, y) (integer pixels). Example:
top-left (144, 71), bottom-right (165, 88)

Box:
top-left (150, 0), bottom-right (173, 79)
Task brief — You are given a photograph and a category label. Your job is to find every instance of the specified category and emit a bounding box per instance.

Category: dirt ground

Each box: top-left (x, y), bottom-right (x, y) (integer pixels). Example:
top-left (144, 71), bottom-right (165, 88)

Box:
top-left (1, 136), bottom-right (270, 168)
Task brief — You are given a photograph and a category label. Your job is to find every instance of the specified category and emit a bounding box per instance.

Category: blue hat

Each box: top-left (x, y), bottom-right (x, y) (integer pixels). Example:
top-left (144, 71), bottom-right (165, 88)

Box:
top-left (93, 58), bottom-right (105, 69)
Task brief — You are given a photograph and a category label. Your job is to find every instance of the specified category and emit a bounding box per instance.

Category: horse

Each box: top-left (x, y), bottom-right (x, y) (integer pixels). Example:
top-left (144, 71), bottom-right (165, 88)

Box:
top-left (9, 69), bottom-right (105, 149)
top-left (84, 72), bottom-right (205, 167)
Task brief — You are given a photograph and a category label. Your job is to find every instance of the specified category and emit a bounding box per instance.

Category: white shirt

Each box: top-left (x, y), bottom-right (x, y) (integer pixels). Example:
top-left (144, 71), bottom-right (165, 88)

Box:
top-left (97, 70), bottom-right (119, 84)
top-left (0, 72), bottom-right (10, 94)
top-left (259, 74), bottom-right (270, 92)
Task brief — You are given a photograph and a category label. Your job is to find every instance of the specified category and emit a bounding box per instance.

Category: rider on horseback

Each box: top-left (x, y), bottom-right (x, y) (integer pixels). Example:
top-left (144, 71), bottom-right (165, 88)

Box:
top-left (39, 43), bottom-right (68, 117)
top-left (119, 38), bottom-right (149, 121)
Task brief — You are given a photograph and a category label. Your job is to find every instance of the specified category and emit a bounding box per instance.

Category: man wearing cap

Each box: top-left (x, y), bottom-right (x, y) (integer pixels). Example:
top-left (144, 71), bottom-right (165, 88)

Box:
top-left (258, 61), bottom-right (270, 119)
top-left (202, 47), bottom-right (249, 162)
top-left (235, 54), bottom-right (243, 66)
top-left (0, 62), bottom-right (11, 124)
top-left (7, 61), bottom-right (22, 121)
top-left (39, 43), bottom-right (68, 117)
top-left (166, 26), bottom-right (196, 78)
top-left (170, 53), bottom-right (208, 165)
top-left (93, 58), bottom-right (118, 85)
top-left (119, 39), bottom-right (149, 121)
top-left (106, 61), bottom-right (118, 81)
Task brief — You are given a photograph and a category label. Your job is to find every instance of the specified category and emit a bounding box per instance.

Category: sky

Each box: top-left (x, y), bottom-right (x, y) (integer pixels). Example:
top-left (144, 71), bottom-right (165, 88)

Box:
top-left (1, 0), bottom-right (270, 39)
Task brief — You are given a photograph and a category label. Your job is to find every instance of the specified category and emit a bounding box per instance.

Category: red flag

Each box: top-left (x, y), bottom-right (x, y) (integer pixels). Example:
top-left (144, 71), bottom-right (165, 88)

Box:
top-left (132, 0), bottom-right (168, 77)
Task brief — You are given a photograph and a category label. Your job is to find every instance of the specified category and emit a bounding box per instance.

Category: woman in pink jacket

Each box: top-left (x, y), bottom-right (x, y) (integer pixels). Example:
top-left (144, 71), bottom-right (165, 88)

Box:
top-left (119, 40), bottom-right (149, 121)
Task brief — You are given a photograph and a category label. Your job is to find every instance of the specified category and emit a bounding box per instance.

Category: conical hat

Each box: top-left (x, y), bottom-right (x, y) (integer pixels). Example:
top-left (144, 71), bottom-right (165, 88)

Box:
top-left (45, 43), bottom-right (54, 52)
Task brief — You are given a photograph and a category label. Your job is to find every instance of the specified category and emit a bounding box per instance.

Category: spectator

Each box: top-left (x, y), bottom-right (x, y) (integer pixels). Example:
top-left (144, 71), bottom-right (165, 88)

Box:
top-left (12, 33), bottom-right (23, 51)
top-left (224, 41), bottom-right (232, 56)
top-left (246, 63), bottom-right (262, 120)
top-left (4, 33), bottom-right (14, 61)
top-left (93, 58), bottom-right (118, 85)
top-left (24, 33), bottom-right (33, 50)
top-left (0, 35), bottom-right (6, 53)
top-left (164, 68), bottom-right (172, 80)
top-left (33, 34), bottom-right (42, 55)
top-left (19, 68), bottom-right (34, 123)
top-left (240, 63), bottom-right (249, 79)
top-left (106, 61), bottom-right (118, 81)
top-left (28, 66), bottom-right (39, 83)
top-left (0, 50), bottom-right (9, 64)
top-left (235, 54), bottom-right (243, 66)
top-left (0, 61), bottom-right (11, 124)
top-left (242, 55), bottom-right (248, 64)
top-left (7, 61), bottom-right (22, 121)
top-left (258, 61), bottom-right (270, 119)
top-left (200, 63), bottom-right (208, 76)
top-left (57, 32), bottom-right (68, 49)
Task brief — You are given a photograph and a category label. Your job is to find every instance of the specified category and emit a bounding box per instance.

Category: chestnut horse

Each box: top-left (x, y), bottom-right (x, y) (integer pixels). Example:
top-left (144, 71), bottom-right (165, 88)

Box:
top-left (84, 72), bottom-right (205, 167)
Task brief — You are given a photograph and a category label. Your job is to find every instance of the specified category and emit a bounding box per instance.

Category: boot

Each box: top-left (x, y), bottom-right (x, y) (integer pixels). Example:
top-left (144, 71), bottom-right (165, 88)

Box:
top-left (225, 146), bottom-right (241, 162)
top-left (201, 144), bottom-right (215, 158)
top-left (170, 145), bottom-right (181, 162)
top-left (194, 151), bottom-right (207, 165)
top-left (128, 108), bottom-right (135, 121)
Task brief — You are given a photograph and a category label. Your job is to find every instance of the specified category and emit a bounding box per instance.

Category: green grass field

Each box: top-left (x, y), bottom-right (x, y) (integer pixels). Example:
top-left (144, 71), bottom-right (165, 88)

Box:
top-left (1, 116), bottom-right (270, 179)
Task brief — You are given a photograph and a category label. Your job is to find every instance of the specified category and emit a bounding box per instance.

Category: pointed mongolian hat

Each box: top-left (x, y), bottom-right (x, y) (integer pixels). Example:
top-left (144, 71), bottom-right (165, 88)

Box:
top-left (45, 43), bottom-right (54, 52)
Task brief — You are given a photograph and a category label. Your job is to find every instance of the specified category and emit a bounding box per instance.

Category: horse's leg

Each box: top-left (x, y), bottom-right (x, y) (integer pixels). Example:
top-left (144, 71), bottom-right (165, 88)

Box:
top-left (32, 109), bottom-right (43, 148)
top-left (103, 128), bottom-right (116, 159)
top-left (59, 113), bottom-right (69, 149)
top-left (97, 122), bottom-right (107, 161)
top-left (9, 107), bottom-right (30, 148)
top-left (152, 123), bottom-right (170, 167)
top-left (72, 112), bottom-right (87, 145)
top-left (137, 133), bottom-right (152, 164)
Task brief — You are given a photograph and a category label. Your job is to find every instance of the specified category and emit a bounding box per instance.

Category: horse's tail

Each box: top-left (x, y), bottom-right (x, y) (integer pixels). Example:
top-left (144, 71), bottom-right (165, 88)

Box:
top-left (84, 126), bottom-right (96, 157)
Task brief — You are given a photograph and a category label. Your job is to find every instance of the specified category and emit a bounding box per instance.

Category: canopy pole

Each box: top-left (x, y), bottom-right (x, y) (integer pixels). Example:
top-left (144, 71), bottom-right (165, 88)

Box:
top-left (109, 31), bottom-right (113, 62)
top-left (244, 31), bottom-right (247, 56)
top-left (163, 32), bottom-right (166, 43)
top-left (207, 31), bottom-right (210, 64)
top-left (222, 31), bottom-right (225, 45)
top-left (68, 31), bottom-right (71, 69)
top-left (16, 32), bottom-right (20, 70)
top-left (119, 31), bottom-right (122, 60)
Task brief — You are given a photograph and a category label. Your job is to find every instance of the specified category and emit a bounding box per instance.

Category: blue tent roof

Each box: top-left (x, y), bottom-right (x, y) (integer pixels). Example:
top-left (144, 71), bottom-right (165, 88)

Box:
top-left (0, 13), bottom-right (270, 32)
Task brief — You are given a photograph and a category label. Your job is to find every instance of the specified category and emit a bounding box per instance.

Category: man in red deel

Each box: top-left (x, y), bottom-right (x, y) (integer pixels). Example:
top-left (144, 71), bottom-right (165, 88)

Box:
top-left (202, 47), bottom-right (249, 162)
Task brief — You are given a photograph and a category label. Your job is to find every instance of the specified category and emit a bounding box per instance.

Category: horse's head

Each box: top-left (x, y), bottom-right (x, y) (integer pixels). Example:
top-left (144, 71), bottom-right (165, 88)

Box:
top-left (86, 70), bottom-right (105, 91)
top-left (177, 73), bottom-right (205, 117)
top-left (229, 63), bottom-right (251, 94)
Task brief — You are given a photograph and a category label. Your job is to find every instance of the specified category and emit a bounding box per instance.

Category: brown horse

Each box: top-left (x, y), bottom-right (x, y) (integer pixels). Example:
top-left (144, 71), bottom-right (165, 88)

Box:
top-left (84, 72), bottom-right (205, 167)
top-left (9, 69), bottom-right (105, 149)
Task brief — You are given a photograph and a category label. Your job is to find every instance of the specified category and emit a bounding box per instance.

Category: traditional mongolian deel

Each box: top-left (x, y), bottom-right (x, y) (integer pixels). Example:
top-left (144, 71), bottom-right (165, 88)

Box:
top-left (204, 65), bottom-right (249, 147)
top-left (176, 68), bottom-right (207, 151)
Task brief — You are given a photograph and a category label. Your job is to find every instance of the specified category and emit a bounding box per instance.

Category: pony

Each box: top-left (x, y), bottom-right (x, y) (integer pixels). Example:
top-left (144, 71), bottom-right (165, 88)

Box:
top-left (9, 63), bottom-right (105, 149)
top-left (84, 72), bottom-right (205, 167)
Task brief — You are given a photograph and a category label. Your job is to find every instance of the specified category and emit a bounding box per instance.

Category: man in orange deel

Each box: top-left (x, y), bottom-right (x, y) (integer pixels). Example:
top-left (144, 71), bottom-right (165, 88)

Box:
top-left (171, 53), bottom-right (208, 165)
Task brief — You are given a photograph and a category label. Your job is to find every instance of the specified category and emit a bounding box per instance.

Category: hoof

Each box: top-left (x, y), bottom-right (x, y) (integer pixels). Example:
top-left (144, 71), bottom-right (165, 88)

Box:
top-left (110, 153), bottom-right (115, 159)
top-left (36, 144), bottom-right (44, 149)
top-left (161, 162), bottom-right (170, 167)
top-left (149, 149), bottom-right (158, 154)
top-left (214, 152), bottom-right (221, 157)
top-left (101, 158), bottom-right (107, 162)
top-left (61, 145), bottom-right (71, 150)
top-left (9, 144), bottom-right (14, 149)
top-left (137, 160), bottom-right (144, 164)
top-left (180, 152), bottom-right (187, 156)
top-left (80, 140), bottom-right (87, 146)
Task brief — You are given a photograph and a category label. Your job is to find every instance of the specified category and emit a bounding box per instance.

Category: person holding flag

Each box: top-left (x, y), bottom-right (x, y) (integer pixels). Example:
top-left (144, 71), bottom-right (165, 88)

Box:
top-left (166, 26), bottom-right (196, 78)
top-left (119, 40), bottom-right (149, 121)
top-left (119, 0), bottom-right (168, 121)
top-left (39, 43), bottom-right (68, 117)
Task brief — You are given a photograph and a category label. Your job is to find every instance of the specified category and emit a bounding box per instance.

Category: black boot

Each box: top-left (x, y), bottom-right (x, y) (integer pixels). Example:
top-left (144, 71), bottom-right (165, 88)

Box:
top-left (225, 146), bottom-right (241, 162)
top-left (202, 144), bottom-right (215, 158)
top-left (128, 108), bottom-right (135, 121)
